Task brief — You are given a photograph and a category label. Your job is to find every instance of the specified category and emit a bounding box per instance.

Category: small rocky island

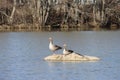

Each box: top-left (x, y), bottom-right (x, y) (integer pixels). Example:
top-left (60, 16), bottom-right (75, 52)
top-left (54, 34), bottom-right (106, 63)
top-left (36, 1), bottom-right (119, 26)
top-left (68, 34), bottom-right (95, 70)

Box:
top-left (47, 37), bottom-right (100, 62)
top-left (44, 53), bottom-right (100, 61)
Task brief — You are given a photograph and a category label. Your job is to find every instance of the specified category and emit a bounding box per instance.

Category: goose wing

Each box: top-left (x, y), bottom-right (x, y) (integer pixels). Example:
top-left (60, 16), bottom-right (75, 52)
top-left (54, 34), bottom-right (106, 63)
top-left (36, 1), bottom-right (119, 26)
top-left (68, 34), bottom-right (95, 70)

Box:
top-left (68, 50), bottom-right (74, 53)
top-left (54, 45), bottom-right (62, 50)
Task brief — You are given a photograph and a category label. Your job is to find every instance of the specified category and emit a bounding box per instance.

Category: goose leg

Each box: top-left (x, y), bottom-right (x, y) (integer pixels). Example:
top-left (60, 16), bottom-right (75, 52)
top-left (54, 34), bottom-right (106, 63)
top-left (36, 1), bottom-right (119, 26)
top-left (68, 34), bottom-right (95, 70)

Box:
top-left (52, 51), bottom-right (56, 55)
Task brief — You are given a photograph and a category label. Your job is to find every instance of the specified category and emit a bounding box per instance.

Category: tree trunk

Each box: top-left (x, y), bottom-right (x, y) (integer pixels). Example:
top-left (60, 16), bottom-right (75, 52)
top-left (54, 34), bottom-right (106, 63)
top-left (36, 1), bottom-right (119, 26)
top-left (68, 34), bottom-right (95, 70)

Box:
top-left (101, 0), bottom-right (105, 22)
top-left (36, 0), bottom-right (40, 23)
top-left (44, 6), bottom-right (50, 25)
top-left (93, 0), bottom-right (97, 24)
top-left (8, 0), bottom-right (16, 24)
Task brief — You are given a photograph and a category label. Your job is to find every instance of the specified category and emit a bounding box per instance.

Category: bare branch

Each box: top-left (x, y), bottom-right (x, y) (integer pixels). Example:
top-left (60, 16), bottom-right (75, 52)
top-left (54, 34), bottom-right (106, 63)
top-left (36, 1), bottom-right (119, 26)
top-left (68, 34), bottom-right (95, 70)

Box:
top-left (0, 11), bottom-right (9, 18)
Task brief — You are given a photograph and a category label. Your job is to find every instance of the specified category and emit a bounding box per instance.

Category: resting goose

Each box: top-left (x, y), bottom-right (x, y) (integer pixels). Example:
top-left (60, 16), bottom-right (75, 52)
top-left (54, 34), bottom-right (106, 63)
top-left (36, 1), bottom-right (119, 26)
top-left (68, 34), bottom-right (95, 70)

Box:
top-left (49, 37), bottom-right (62, 54)
top-left (63, 44), bottom-right (74, 55)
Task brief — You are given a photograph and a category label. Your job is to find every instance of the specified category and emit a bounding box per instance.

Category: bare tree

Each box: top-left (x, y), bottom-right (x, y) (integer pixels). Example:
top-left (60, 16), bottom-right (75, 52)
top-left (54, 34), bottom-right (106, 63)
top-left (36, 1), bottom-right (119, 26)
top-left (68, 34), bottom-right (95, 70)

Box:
top-left (0, 0), bottom-right (16, 24)
top-left (21, 0), bottom-right (51, 26)
top-left (93, 0), bottom-right (97, 24)
top-left (101, 0), bottom-right (105, 22)
top-left (41, 0), bottom-right (50, 26)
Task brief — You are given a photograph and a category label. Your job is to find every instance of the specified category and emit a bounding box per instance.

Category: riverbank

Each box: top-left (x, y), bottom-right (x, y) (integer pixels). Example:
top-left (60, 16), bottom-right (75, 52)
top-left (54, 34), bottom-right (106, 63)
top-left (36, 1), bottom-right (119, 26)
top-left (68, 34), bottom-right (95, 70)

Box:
top-left (0, 24), bottom-right (119, 32)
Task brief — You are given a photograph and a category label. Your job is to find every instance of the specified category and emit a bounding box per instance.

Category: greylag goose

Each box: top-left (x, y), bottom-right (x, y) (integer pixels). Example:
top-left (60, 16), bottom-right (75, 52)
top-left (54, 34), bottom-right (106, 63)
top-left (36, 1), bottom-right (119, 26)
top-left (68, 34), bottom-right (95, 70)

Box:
top-left (63, 44), bottom-right (74, 55)
top-left (49, 37), bottom-right (62, 54)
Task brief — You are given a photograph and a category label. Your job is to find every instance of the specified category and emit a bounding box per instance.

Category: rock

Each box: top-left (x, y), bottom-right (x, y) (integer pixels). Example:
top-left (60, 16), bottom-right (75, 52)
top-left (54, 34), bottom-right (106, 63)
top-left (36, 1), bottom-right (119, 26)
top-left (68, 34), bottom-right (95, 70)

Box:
top-left (44, 53), bottom-right (100, 61)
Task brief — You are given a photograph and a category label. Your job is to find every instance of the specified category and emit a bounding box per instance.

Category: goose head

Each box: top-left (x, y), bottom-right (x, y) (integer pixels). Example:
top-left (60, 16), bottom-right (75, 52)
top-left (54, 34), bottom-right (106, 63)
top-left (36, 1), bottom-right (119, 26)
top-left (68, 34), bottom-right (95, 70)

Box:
top-left (49, 37), bottom-right (53, 41)
top-left (63, 44), bottom-right (67, 48)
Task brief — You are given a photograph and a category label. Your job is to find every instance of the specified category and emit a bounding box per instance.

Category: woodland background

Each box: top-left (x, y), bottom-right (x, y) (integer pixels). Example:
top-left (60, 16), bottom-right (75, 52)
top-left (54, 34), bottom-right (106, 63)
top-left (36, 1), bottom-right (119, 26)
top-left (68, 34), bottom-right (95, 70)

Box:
top-left (0, 0), bottom-right (120, 31)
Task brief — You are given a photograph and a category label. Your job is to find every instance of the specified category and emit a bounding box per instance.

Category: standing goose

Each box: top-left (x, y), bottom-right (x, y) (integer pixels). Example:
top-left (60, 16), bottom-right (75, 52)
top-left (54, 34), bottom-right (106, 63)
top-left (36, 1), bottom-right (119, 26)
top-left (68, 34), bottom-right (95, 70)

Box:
top-left (49, 37), bottom-right (62, 54)
top-left (63, 44), bottom-right (74, 55)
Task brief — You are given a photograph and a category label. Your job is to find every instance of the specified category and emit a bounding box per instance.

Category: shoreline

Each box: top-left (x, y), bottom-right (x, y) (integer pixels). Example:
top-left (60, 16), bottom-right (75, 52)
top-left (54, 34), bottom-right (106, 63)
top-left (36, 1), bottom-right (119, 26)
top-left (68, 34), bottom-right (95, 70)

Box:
top-left (0, 24), bottom-right (119, 32)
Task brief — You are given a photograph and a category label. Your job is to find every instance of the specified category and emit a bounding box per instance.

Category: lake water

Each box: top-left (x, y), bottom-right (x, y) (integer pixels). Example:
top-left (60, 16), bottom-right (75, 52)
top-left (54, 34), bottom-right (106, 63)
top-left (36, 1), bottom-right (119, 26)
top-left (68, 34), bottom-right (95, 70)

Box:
top-left (0, 31), bottom-right (120, 80)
